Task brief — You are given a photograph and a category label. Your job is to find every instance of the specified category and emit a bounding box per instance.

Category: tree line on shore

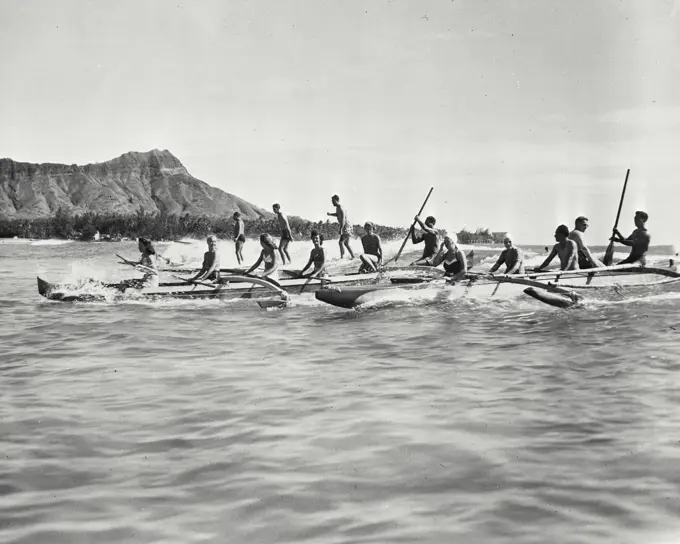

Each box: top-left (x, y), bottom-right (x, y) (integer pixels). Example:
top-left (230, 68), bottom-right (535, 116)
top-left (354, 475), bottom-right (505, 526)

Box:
top-left (0, 208), bottom-right (497, 244)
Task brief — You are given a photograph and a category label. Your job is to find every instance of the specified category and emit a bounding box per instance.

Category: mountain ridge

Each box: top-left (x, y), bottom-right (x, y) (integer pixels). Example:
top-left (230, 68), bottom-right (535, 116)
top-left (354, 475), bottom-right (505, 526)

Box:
top-left (0, 149), bottom-right (270, 220)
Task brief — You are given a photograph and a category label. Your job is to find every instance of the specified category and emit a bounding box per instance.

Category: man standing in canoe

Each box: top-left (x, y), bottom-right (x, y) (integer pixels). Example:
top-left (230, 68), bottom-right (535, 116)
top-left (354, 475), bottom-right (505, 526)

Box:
top-left (327, 194), bottom-right (355, 259)
top-left (568, 216), bottom-right (604, 269)
top-left (534, 225), bottom-right (579, 272)
top-left (610, 210), bottom-right (651, 265)
top-left (192, 235), bottom-right (221, 283)
top-left (489, 234), bottom-right (525, 275)
top-left (273, 203), bottom-right (293, 265)
top-left (232, 212), bottom-right (245, 265)
top-left (358, 222), bottom-right (383, 273)
top-left (410, 215), bottom-right (440, 265)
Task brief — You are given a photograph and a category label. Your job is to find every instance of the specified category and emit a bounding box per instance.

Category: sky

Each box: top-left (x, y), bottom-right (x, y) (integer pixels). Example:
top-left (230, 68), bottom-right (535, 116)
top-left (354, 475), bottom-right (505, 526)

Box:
top-left (1, 0), bottom-right (679, 244)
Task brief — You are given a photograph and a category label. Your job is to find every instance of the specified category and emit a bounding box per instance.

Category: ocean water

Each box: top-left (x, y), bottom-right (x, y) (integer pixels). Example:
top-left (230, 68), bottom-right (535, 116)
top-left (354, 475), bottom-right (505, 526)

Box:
top-left (2, 237), bottom-right (680, 544)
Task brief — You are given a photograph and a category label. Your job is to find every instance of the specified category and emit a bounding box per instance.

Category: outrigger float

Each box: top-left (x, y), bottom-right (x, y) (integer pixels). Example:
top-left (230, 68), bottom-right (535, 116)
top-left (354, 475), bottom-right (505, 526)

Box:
top-left (314, 264), bottom-right (680, 310)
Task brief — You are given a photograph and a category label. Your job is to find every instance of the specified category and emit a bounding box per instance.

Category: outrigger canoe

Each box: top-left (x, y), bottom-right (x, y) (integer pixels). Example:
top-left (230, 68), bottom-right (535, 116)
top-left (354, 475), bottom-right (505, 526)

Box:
top-left (37, 275), bottom-right (292, 307)
top-left (314, 264), bottom-right (680, 309)
top-left (36, 266), bottom-right (445, 305)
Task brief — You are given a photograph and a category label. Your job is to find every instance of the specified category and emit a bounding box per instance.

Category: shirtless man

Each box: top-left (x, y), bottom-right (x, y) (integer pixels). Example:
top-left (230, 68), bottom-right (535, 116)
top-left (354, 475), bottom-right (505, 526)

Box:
top-left (534, 225), bottom-right (579, 272)
top-left (358, 222), bottom-right (383, 273)
top-left (410, 215), bottom-right (440, 265)
top-left (327, 194), bottom-right (354, 259)
top-left (232, 212), bottom-right (245, 265)
top-left (568, 216), bottom-right (603, 269)
top-left (272, 203), bottom-right (293, 265)
top-left (192, 235), bottom-right (221, 282)
top-left (610, 210), bottom-right (651, 265)
top-left (489, 234), bottom-right (525, 275)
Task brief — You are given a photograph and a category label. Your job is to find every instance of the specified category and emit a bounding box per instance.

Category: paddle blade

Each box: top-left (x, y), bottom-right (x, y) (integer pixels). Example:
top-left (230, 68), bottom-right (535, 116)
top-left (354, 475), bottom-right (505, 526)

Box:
top-left (602, 241), bottom-right (615, 266)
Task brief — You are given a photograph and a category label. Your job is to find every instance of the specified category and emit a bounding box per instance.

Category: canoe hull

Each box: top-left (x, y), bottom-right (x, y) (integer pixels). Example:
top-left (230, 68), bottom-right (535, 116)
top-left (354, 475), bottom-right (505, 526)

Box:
top-left (314, 270), bottom-right (680, 309)
top-left (35, 266), bottom-right (445, 303)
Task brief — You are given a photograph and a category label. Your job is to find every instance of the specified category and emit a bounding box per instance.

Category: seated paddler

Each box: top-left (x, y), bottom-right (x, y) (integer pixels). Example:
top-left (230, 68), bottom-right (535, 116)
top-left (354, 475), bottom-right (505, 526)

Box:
top-left (610, 210), bottom-right (651, 266)
top-left (489, 233), bottom-right (525, 275)
top-left (298, 230), bottom-right (327, 278)
top-left (121, 237), bottom-right (159, 289)
top-left (430, 233), bottom-right (467, 281)
top-left (358, 222), bottom-right (383, 273)
top-left (191, 235), bottom-right (221, 283)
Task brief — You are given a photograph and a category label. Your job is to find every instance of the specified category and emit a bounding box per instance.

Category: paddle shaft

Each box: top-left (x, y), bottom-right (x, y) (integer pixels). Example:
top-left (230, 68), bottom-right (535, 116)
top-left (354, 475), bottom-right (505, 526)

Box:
top-left (603, 169), bottom-right (630, 266)
top-left (612, 169), bottom-right (630, 232)
top-left (391, 187), bottom-right (434, 263)
top-left (170, 273), bottom-right (218, 289)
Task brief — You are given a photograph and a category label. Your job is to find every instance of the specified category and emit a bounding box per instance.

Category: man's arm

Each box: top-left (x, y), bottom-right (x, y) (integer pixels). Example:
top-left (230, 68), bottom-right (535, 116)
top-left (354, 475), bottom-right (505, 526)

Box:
top-left (337, 207), bottom-right (346, 230)
top-left (376, 236), bottom-right (383, 264)
top-left (610, 228), bottom-right (630, 245)
top-left (581, 245), bottom-right (599, 266)
top-left (535, 247), bottom-right (557, 271)
top-left (410, 225), bottom-right (422, 244)
top-left (489, 251), bottom-right (506, 273)
top-left (414, 216), bottom-right (436, 235)
top-left (282, 214), bottom-right (293, 238)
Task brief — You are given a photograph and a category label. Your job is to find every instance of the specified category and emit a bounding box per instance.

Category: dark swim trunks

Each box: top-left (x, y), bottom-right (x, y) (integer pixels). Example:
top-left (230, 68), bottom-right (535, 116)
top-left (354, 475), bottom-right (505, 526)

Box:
top-left (236, 234), bottom-right (246, 243)
top-left (280, 230), bottom-right (293, 242)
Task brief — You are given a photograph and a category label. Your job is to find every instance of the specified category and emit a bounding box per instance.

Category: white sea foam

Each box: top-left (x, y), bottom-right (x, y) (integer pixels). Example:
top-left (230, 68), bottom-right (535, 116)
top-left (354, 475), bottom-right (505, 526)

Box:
top-left (31, 239), bottom-right (74, 246)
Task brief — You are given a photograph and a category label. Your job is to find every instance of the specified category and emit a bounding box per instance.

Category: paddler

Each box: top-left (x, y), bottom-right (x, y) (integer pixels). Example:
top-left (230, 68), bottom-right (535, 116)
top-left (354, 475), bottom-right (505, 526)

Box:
top-left (121, 237), bottom-right (159, 289)
top-left (273, 203), bottom-right (293, 265)
top-left (358, 222), bottom-right (383, 273)
top-left (610, 210), bottom-right (651, 265)
top-left (191, 235), bottom-right (220, 282)
top-left (327, 194), bottom-right (355, 259)
top-left (232, 212), bottom-right (245, 265)
top-left (489, 234), bottom-right (525, 275)
top-left (430, 233), bottom-right (467, 281)
top-left (534, 225), bottom-right (579, 272)
top-left (246, 233), bottom-right (281, 282)
top-left (298, 230), bottom-right (327, 278)
top-left (569, 216), bottom-right (604, 269)
top-left (410, 215), bottom-right (440, 265)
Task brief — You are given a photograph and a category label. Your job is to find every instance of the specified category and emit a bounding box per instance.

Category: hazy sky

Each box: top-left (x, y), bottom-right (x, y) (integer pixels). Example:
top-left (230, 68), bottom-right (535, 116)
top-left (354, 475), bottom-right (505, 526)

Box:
top-left (1, 0), bottom-right (679, 244)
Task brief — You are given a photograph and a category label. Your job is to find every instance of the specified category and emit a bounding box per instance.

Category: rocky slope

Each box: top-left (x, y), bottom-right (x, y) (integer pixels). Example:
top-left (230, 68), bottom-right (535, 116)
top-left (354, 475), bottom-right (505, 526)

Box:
top-left (0, 149), bottom-right (270, 219)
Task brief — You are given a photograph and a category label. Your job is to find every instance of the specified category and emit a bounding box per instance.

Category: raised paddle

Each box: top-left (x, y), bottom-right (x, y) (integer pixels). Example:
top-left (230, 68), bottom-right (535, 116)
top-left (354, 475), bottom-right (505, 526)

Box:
top-left (603, 169), bottom-right (630, 266)
top-left (388, 187), bottom-right (434, 264)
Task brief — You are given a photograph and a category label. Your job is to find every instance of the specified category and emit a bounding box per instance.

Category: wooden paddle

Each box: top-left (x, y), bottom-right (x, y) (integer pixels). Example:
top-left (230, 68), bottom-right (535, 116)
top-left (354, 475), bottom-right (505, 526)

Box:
top-left (603, 169), bottom-right (630, 266)
top-left (169, 273), bottom-right (220, 289)
top-left (388, 187), bottom-right (434, 264)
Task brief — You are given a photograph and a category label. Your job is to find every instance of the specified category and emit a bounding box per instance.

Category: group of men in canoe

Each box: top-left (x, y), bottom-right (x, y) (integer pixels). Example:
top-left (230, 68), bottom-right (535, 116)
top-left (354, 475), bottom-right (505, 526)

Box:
top-left (122, 192), bottom-right (651, 287)
top-left (533, 211), bottom-right (650, 272)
